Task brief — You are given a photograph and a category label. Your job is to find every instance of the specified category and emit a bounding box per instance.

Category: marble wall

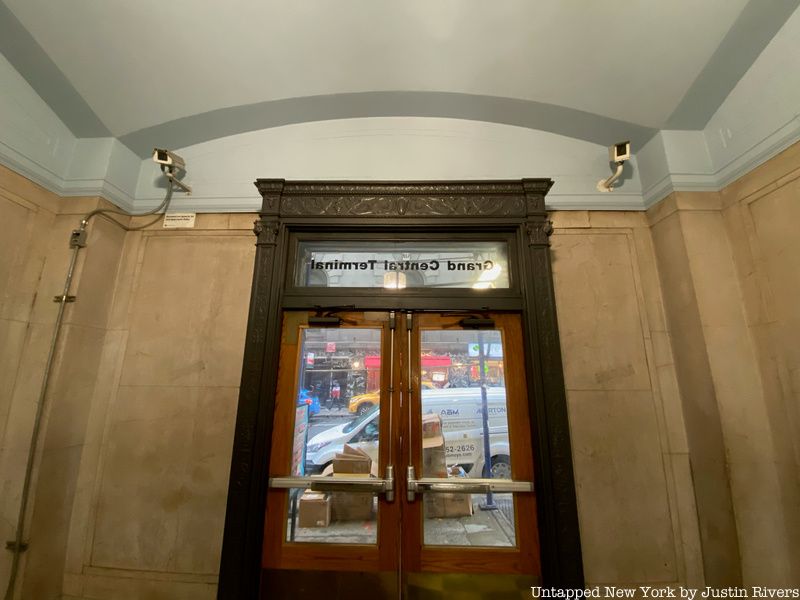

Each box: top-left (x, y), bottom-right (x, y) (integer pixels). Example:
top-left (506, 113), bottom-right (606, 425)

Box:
top-left (0, 168), bottom-right (256, 599)
top-left (0, 165), bottom-right (58, 597)
top-left (0, 164), bottom-right (131, 599)
top-left (645, 143), bottom-right (800, 587)
top-left (0, 142), bottom-right (798, 597)
top-left (59, 216), bottom-right (255, 599)
top-left (550, 212), bottom-right (703, 586)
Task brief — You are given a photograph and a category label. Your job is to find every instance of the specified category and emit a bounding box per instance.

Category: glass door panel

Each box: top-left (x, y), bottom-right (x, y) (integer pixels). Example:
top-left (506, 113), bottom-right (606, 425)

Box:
top-left (405, 313), bottom-right (540, 577)
top-left (263, 312), bottom-right (398, 573)
top-left (285, 326), bottom-right (382, 545)
top-left (418, 327), bottom-right (517, 547)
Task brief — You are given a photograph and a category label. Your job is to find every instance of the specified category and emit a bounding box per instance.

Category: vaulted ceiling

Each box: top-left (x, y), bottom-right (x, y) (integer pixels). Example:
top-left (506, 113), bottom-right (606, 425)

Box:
top-left (2, 0), bottom-right (798, 157)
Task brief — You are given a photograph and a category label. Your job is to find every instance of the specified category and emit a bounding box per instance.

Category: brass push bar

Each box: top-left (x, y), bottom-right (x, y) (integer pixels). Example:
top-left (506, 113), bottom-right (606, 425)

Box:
top-left (406, 466), bottom-right (533, 501)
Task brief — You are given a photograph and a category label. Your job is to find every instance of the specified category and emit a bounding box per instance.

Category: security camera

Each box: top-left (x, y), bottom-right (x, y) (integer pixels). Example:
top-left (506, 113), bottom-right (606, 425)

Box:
top-left (152, 148), bottom-right (191, 194)
top-left (609, 141), bottom-right (631, 163)
top-left (597, 141), bottom-right (632, 192)
top-left (152, 148), bottom-right (185, 171)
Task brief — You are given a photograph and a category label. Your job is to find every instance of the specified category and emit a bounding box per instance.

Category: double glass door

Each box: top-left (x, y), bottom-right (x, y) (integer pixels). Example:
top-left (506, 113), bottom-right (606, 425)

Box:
top-left (262, 311), bottom-right (540, 598)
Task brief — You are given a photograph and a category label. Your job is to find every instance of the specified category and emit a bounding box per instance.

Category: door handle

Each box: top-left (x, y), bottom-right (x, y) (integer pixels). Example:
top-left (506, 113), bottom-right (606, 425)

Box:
top-left (270, 465), bottom-right (395, 501)
top-left (406, 465), bottom-right (533, 501)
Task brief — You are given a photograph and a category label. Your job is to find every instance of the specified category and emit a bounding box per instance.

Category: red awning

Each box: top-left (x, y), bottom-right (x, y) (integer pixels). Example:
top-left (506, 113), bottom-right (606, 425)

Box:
top-left (363, 355), bottom-right (451, 369)
top-left (420, 355), bottom-right (451, 367)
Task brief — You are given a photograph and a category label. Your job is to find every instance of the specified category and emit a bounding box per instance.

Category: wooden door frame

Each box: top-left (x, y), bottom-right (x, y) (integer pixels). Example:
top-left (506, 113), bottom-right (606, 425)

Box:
top-left (217, 179), bottom-right (583, 599)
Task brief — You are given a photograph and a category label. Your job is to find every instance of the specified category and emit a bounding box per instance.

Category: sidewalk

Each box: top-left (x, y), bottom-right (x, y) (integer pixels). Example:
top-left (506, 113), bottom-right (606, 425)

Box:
top-left (313, 406), bottom-right (351, 417)
top-left (289, 494), bottom-right (516, 547)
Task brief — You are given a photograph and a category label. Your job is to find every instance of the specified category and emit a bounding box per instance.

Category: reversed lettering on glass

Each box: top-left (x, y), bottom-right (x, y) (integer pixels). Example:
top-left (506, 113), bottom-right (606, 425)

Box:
top-left (295, 241), bottom-right (510, 289)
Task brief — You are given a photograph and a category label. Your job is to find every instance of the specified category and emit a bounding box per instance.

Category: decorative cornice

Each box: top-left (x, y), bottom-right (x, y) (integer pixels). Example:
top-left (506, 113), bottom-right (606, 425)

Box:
top-left (714, 114), bottom-right (800, 190)
top-left (279, 195), bottom-right (528, 218)
top-left (279, 181), bottom-right (542, 196)
top-left (642, 172), bottom-right (720, 209)
top-left (256, 179), bottom-right (283, 215)
top-left (6, 110), bottom-right (798, 216)
top-left (0, 139), bottom-right (137, 212)
top-left (254, 178), bottom-right (553, 218)
top-left (254, 179), bottom-right (286, 196)
top-left (643, 115), bottom-right (800, 209)
top-left (544, 194), bottom-right (645, 211)
top-left (521, 178), bottom-right (555, 196)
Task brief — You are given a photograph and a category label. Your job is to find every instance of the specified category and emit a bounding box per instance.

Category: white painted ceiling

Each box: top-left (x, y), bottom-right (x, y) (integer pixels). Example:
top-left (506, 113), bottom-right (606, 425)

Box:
top-left (2, 0), bottom-right (797, 159)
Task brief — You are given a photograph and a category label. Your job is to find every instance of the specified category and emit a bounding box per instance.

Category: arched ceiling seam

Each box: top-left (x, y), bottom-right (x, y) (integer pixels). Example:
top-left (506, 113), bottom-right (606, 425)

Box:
top-left (118, 92), bottom-right (659, 158)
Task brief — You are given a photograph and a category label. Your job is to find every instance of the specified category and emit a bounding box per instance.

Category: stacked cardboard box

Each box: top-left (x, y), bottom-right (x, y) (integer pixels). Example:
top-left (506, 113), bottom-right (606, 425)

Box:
top-left (297, 491), bottom-right (331, 527)
top-left (421, 413), bottom-right (447, 478)
top-left (330, 444), bottom-right (375, 522)
top-left (424, 465), bottom-right (474, 518)
top-left (421, 415), bottom-right (474, 519)
top-left (424, 493), bottom-right (474, 518)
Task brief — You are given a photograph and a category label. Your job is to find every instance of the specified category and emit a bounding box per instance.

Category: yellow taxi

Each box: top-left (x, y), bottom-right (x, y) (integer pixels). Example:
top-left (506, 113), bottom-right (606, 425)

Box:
top-left (348, 382), bottom-right (435, 415)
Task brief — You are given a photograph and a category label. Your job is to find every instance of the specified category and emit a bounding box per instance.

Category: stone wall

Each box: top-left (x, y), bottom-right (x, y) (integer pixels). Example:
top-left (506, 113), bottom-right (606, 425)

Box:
top-left (59, 216), bottom-right (255, 599)
top-left (0, 164), bottom-right (130, 599)
top-left (646, 142), bottom-right (800, 586)
top-left (0, 165), bottom-right (59, 596)
top-left (550, 212), bottom-right (703, 586)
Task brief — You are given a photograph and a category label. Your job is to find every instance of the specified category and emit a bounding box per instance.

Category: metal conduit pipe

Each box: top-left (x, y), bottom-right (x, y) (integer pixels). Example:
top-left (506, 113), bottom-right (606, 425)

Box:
top-left (3, 181), bottom-right (176, 600)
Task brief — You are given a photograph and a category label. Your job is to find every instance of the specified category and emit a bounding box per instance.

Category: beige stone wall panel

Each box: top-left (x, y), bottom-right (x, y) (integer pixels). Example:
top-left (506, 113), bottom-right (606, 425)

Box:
top-left (567, 390), bottom-right (676, 583)
top-left (18, 219), bottom-right (130, 597)
top-left (62, 228), bottom-right (254, 595)
top-left (119, 233), bottom-right (254, 388)
top-left (0, 164), bottom-right (61, 214)
top-left (0, 196), bottom-right (37, 319)
top-left (720, 162), bottom-right (800, 583)
top-left (20, 445), bottom-right (83, 599)
top-left (0, 169), bottom-right (134, 598)
top-left (551, 216), bottom-right (702, 586)
top-left (649, 206), bottom-right (743, 586)
top-left (649, 166), bottom-right (800, 586)
top-left (551, 231), bottom-right (651, 392)
top-left (681, 201), bottom-right (799, 583)
top-left (90, 385), bottom-right (237, 574)
top-left (720, 142), bottom-right (800, 208)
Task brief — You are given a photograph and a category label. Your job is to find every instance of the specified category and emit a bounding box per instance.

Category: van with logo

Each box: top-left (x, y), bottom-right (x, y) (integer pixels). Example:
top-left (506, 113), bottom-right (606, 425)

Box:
top-left (306, 387), bottom-right (511, 478)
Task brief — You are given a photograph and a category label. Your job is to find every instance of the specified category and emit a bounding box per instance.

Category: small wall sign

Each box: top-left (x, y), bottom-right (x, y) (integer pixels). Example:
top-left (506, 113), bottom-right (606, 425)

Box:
top-left (163, 212), bottom-right (196, 228)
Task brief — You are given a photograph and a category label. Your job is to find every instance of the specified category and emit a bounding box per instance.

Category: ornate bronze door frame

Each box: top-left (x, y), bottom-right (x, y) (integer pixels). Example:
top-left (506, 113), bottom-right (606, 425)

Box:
top-left (217, 180), bottom-right (583, 598)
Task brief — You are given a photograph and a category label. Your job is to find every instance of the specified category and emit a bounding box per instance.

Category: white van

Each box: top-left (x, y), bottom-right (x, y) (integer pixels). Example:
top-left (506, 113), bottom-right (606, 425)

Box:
top-left (303, 387), bottom-right (511, 478)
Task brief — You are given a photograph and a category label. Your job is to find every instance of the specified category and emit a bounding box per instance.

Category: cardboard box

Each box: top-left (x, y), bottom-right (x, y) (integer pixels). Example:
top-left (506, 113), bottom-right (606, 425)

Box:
top-left (321, 462), bottom-right (379, 478)
top-left (422, 446), bottom-right (446, 477)
top-left (423, 465), bottom-right (473, 518)
top-left (422, 431), bottom-right (446, 478)
top-left (328, 444), bottom-right (376, 521)
top-left (424, 493), bottom-right (474, 518)
top-left (332, 444), bottom-right (373, 475)
top-left (330, 492), bottom-right (374, 522)
top-left (332, 455), bottom-right (372, 474)
top-left (297, 491), bottom-right (331, 528)
top-left (421, 413), bottom-right (442, 439)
